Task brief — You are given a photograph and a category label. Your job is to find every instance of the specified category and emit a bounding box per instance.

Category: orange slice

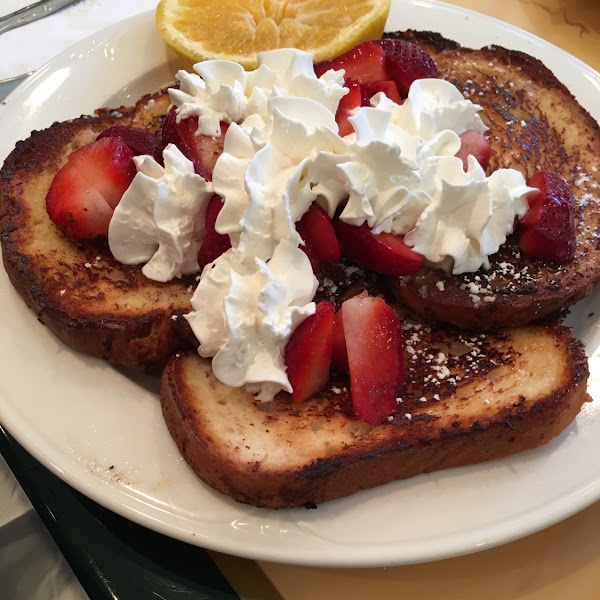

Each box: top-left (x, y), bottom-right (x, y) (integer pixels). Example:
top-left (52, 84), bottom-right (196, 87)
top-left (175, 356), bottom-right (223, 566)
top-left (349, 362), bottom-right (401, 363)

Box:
top-left (156, 0), bottom-right (391, 69)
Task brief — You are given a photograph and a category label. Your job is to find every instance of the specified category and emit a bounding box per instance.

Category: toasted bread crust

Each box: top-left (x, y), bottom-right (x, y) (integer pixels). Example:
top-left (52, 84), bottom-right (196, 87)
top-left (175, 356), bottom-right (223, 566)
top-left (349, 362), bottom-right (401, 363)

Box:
top-left (1, 91), bottom-right (198, 370)
top-left (385, 32), bottom-right (600, 328)
top-left (161, 323), bottom-right (589, 508)
top-left (3, 32), bottom-right (599, 373)
top-left (2, 32), bottom-right (594, 510)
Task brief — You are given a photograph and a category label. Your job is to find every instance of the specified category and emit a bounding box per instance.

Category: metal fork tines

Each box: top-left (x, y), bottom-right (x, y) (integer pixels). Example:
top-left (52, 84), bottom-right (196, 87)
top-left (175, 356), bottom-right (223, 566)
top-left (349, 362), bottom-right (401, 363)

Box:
top-left (0, 0), bottom-right (78, 35)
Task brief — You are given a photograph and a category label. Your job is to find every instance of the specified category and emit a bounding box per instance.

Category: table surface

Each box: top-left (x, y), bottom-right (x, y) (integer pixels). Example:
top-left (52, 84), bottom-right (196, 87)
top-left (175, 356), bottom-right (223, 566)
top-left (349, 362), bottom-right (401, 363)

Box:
top-left (223, 1), bottom-right (600, 597)
top-left (2, 1), bottom-right (599, 599)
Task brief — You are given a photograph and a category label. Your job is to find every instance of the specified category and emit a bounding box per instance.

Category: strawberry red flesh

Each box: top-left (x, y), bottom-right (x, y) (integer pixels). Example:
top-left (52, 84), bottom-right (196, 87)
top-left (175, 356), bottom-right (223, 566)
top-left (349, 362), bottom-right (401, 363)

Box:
top-left (361, 80), bottom-right (402, 106)
top-left (97, 125), bottom-right (165, 163)
top-left (284, 302), bottom-right (335, 403)
top-left (342, 294), bottom-right (403, 425)
top-left (162, 108), bottom-right (228, 180)
top-left (295, 231), bottom-right (321, 274)
top-left (331, 307), bottom-right (349, 374)
top-left (334, 220), bottom-right (424, 275)
top-left (197, 194), bottom-right (231, 269)
top-left (335, 78), bottom-right (362, 136)
top-left (314, 41), bottom-right (389, 83)
top-left (46, 137), bottom-right (136, 239)
top-left (518, 172), bottom-right (575, 264)
top-left (373, 39), bottom-right (438, 97)
top-left (456, 129), bottom-right (491, 171)
top-left (296, 204), bottom-right (341, 264)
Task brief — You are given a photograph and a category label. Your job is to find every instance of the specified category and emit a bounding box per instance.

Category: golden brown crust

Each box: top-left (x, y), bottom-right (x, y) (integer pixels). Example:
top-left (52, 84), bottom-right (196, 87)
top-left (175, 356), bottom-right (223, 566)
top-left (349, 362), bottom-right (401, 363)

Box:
top-left (160, 323), bottom-right (589, 508)
top-left (2, 31), bottom-right (592, 509)
top-left (4, 31), bottom-right (599, 372)
top-left (0, 91), bottom-right (197, 370)
top-left (385, 32), bottom-right (600, 329)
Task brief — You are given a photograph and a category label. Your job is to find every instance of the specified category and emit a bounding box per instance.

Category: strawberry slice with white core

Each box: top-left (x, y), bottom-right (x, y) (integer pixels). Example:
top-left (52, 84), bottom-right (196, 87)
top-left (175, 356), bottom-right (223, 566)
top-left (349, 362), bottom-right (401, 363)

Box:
top-left (342, 294), bottom-right (404, 425)
top-left (314, 41), bottom-right (389, 83)
top-left (45, 136), bottom-right (136, 239)
top-left (373, 39), bottom-right (439, 97)
top-left (518, 172), bottom-right (575, 264)
top-left (284, 302), bottom-right (335, 403)
top-left (334, 220), bottom-right (424, 275)
top-left (296, 204), bottom-right (341, 264)
top-left (162, 108), bottom-right (228, 180)
top-left (456, 130), bottom-right (491, 171)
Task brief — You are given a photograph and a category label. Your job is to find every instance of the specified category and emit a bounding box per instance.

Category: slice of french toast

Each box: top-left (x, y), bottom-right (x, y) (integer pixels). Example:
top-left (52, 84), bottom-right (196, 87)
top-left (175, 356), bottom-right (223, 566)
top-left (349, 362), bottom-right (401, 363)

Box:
top-left (1, 31), bottom-right (595, 510)
top-left (160, 319), bottom-right (590, 509)
top-left (0, 90), bottom-right (199, 371)
top-left (2, 31), bottom-right (598, 375)
top-left (384, 31), bottom-right (600, 329)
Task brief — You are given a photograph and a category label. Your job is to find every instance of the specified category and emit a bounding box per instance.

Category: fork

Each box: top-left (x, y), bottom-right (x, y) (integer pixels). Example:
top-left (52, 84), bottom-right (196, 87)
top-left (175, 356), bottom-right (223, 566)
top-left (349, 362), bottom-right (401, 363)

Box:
top-left (0, 0), bottom-right (79, 35)
top-left (0, 73), bottom-right (33, 101)
top-left (0, 0), bottom-right (79, 95)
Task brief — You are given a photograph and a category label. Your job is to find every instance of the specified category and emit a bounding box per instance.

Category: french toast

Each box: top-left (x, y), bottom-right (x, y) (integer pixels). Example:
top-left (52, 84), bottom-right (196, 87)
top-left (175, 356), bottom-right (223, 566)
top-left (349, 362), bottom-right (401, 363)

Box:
top-left (384, 31), bottom-right (600, 329)
top-left (2, 32), bottom-right (598, 371)
top-left (156, 33), bottom-right (597, 508)
top-left (0, 31), bottom-right (597, 511)
top-left (161, 318), bottom-right (590, 509)
top-left (0, 91), bottom-right (199, 371)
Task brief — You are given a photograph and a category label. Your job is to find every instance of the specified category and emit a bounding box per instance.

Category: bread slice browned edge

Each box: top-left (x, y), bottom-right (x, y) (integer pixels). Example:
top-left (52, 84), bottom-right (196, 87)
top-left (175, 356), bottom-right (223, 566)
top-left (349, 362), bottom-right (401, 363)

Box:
top-left (0, 91), bottom-right (198, 371)
top-left (384, 31), bottom-right (600, 329)
top-left (160, 322), bottom-right (590, 509)
top-left (3, 29), bottom-right (599, 375)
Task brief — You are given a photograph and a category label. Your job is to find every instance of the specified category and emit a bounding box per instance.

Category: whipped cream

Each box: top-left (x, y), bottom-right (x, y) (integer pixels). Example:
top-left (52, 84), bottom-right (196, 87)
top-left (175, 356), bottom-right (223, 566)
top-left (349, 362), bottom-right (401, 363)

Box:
top-left (186, 240), bottom-right (317, 401)
top-left (111, 48), bottom-right (536, 399)
top-left (169, 49), bottom-right (347, 136)
top-left (108, 144), bottom-right (213, 282)
top-left (326, 81), bottom-right (536, 273)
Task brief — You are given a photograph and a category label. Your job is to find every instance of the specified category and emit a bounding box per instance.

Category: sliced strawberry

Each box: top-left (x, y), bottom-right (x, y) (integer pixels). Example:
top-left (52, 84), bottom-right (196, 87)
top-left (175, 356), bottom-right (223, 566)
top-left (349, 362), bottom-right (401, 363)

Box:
top-left (204, 194), bottom-right (225, 235)
top-left (334, 78), bottom-right (362, 137)
top-left (197, 194), bottom-right (231, 269)
top-left (296, 204), bottom-right (341, 264)
top-left (284, 302), bottom-right (335, 402)
top-left (361, 80), bottom-right (402, 106)
top-left (314, 41), bottom-right (389, 83)
top-left (334, 220), bottom-right (424, 275)
top-left (518, 172), bottom-right (575, 264)
top-left (97, 125), bottom-right (164, 163)
top-left (342, 294), bottom-right (403, 425)
top-left (46, 137), bottom-right (136, 239)
top-left (456, 130), bottom-right (491, 171)
top-left (297, 235), bottom-right (321, 274)
top-left (373, 39), bottom-right (438, 97)
top-left (162, 107), bottom-right (228, 180)
top-left (331, 307), bottom-right (349, 373)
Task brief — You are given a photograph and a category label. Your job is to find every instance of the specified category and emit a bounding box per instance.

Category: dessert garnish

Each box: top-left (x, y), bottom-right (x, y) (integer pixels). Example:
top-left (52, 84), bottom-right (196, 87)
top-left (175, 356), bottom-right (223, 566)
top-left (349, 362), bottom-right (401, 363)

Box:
top-left (42, 39), bottom-right (577, 424)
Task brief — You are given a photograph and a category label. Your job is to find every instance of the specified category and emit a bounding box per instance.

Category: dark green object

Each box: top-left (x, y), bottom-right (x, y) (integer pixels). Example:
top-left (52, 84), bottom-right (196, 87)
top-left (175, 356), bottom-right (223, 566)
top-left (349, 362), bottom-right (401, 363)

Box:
top-left (0, 424), bottom-right (240, 600)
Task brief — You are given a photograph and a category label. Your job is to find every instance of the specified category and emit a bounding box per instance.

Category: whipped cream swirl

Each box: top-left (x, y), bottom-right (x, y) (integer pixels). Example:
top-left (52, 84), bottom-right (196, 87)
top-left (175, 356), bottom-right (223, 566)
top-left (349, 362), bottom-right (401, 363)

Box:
top-left (187, 241), bottom-right (317, 401)
top-left (108, 144), bottom-right (213, 282)
top-left (111, 48), bottom-right (536, 398)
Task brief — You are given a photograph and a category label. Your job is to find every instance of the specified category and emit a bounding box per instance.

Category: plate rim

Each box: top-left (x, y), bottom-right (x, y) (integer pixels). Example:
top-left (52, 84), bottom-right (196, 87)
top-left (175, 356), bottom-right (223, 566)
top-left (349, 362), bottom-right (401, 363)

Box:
top-left (1, 1), bottom-right (600, 568)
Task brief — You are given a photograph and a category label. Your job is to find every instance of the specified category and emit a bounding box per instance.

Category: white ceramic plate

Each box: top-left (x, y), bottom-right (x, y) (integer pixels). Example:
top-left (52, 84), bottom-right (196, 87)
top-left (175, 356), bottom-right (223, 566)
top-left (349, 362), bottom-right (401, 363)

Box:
top-left (1, 1), bottom-right (599, 568)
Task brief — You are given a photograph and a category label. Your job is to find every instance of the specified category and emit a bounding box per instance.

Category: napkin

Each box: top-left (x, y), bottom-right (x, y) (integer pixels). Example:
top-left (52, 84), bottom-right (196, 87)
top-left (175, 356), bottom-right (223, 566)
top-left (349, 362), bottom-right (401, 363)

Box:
top-left (0, 456), bottom-right (89, 600)
top-left (0, 0), bottom-right (160, 80)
